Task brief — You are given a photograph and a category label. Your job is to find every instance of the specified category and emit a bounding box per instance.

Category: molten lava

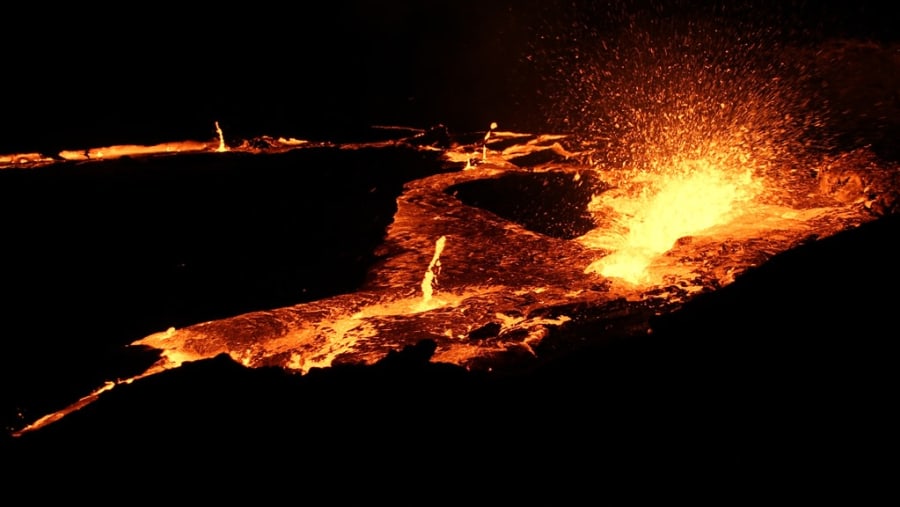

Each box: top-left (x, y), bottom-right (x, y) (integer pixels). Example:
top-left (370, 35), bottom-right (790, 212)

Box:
top-left (0, 122), bottom-right (247, 168)
top-left (215, 121), bottom-right (229, 153)
top-left (582, 155), bottom-right (761, 284)
top-left (6, 27), bottom-right (899, 437)
top-left (418, 235), bottom-right (447, 312)
top-left (8, 121), bottom-right (888, 438)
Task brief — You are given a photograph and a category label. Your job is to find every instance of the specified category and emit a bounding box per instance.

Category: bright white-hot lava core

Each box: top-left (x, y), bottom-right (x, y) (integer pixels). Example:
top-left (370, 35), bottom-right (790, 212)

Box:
top-left (581, 153), bottom-right (762, 284)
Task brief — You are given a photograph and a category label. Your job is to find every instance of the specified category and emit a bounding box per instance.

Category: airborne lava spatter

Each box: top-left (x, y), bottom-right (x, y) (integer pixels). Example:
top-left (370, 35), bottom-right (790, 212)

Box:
top-left (525, 5), bottom-right (840, 286)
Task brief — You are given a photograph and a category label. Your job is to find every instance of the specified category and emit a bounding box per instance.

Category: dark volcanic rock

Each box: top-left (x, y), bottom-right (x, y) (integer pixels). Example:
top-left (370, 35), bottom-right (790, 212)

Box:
top-left (4, 215), bottom-right (897, 489)
top-left (507, 146), bottom-right (573, 168)
top-left (644, 212), bottom-right (899, 478)
top-left (446, 170), bottom-right (602, 239)
top-left (0, 146), bottom-right (455, 434)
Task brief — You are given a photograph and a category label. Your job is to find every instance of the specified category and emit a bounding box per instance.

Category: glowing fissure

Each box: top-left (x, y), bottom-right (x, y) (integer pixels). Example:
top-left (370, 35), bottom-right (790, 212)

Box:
top-left (494, 312), bottom-right (573, 355)
top-left (0, 123), bottom-right (244, 169)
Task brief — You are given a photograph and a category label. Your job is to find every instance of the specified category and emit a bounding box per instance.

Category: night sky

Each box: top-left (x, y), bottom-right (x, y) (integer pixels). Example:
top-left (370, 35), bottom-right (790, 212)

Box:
top-left (2, 1), bottom-right (542, 153)
top-left (2, 1), bottom-right (896, 154)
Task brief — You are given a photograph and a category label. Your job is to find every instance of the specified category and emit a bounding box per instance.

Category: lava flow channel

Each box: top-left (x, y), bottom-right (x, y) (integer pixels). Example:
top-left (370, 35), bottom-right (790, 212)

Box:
top-left (10, 126), bottom-right (888, 437)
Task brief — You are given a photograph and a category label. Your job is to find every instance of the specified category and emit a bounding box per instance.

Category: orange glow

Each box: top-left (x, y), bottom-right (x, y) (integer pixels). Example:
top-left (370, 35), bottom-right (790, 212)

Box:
top-left (1, 123), bottom-right (244, 169)
top-left (581, 152), bottom-right (761, 285)
top-left (8, 122), bottom-right (885, 437)
top-left (418, 235), bottom-right (447, 311)
top-left (483, 122), bottom-right (498, 161)
top-left (60, 140), bottom-right (214, 161)
top-left (215, 121), bottom-right (229, 152)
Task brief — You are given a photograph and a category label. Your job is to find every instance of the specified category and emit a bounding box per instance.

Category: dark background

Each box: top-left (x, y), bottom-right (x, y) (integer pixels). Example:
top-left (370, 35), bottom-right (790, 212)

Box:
top-left (2, 0), bottom-right (898, 154)
top-left (2, 1), bottom-right (545, 153)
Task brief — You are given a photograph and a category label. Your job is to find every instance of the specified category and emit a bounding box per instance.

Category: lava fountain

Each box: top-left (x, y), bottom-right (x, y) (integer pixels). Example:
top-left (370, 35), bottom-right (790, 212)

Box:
top-left (528, 7), bottom-right (839, 287)
top-left (581, 155), bottom-right (761, 285)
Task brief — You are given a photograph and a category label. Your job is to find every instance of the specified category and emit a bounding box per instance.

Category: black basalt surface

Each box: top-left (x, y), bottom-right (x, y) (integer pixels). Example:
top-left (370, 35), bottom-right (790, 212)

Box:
top-left (0, 146), bottom-right (457, 437)
top-left (446, 171), bottom-right (602, 239)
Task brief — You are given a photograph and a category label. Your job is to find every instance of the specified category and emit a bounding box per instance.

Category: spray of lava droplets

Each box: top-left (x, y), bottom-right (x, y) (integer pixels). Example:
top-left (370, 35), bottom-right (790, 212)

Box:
top-left (529, 3), bottom-right (828, 285)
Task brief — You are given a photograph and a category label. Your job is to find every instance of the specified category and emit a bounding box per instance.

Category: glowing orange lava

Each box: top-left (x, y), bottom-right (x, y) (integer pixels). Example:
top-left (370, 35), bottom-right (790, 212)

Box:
top-left (581, 153), bottom-right (762, 285)
top-left (0, 122), bottom-right (237, 169)
top-left (7, 123), bottom-right (886, 438)
top-left (215, 121), bottom-right (229, 152)
top-left (418, 235), bottom-right (448, 311)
